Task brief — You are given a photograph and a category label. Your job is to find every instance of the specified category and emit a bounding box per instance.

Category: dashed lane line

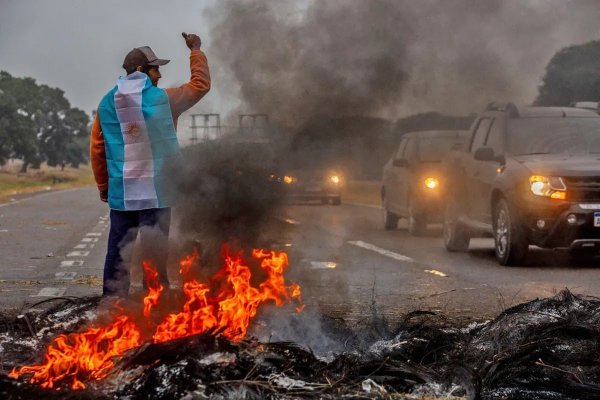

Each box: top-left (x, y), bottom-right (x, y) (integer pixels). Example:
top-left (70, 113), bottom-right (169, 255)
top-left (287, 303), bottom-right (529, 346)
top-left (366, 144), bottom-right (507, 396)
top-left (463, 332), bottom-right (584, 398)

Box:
top-left (347, 240), bottom-right (414, 262)
top-left (67, 250), bottom-right (90, 257)
top-left (74, 243), bottom-right (95, 249)
top-left (55, 272), bottom-right (77, 280)
top-left (60, 260), bottom-right (84, 267)
top-left (31, 287), bottom-right (67, 297)
top-left (424, 269), bottom-right (448, 277)
top-left (310, 261), bottom-right (338, 270)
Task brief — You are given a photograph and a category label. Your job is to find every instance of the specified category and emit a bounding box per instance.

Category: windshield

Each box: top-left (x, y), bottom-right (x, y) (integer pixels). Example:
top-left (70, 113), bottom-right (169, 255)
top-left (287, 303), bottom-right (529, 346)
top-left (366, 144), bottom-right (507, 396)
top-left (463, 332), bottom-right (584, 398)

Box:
top-left (507, 117), bottom-right (600, 155)
top-left (418, 134), bottom-right (466, 162)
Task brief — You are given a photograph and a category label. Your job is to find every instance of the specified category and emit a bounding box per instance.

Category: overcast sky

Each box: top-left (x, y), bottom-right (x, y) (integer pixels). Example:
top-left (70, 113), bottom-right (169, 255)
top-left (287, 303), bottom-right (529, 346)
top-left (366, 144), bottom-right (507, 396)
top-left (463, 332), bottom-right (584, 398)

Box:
top-left (2, 1), bottom-right (600, 138)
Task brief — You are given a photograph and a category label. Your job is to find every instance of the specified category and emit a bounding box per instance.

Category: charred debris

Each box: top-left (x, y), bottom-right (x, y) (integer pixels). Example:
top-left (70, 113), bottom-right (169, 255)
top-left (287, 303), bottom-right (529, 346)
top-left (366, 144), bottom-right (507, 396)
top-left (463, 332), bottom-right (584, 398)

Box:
top-left (2, 289), bottom-right (600, 399)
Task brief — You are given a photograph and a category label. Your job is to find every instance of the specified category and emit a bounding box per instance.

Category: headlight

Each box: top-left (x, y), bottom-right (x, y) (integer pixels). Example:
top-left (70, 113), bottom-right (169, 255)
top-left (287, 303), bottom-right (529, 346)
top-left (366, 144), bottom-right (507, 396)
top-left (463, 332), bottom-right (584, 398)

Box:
top-left (283, 175), bottom-right (295, 184)
top-left (424, 177), bottom-right (439, 190)
top-left (529, 175), bottom-right (566, 200)
top-left (329, 175), bottom-right (340, 184)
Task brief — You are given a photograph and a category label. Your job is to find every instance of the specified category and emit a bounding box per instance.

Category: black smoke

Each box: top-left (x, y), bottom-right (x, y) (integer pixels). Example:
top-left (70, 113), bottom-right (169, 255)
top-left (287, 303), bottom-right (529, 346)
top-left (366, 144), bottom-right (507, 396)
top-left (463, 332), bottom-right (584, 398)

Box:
top-left (206, 0), bottom-right (600, 125)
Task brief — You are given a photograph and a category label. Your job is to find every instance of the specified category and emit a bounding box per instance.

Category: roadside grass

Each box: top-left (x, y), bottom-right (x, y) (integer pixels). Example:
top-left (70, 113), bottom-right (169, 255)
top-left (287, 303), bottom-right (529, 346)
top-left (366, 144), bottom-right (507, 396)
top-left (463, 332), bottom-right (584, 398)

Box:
top-left (0, 163), bottom-right (95, 203)
top-left (343, 180), bottom-right (380, 206)
top-left (0, 164), bottom-right (382, 209)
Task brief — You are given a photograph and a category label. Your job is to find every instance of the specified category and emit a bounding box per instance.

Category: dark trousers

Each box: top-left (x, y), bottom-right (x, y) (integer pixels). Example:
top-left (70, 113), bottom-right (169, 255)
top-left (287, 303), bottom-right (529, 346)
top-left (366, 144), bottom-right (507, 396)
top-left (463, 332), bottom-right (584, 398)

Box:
top-left (103, 208), bottom-right (171, 297)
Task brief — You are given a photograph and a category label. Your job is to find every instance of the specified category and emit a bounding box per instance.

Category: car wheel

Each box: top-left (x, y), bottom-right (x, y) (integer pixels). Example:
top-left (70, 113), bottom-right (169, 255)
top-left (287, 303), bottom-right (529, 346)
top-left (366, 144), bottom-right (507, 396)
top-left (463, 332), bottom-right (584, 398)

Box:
top-left (443, 200), bottom-right (470, 251)
top-left (494, 198), bottom-right (528, 266)
top-left (408, 197), bottom-right (427, 236)
top-left (332, 196), bottom-right (341, 206)
top-left (382, 195), bottom-right (399, 230)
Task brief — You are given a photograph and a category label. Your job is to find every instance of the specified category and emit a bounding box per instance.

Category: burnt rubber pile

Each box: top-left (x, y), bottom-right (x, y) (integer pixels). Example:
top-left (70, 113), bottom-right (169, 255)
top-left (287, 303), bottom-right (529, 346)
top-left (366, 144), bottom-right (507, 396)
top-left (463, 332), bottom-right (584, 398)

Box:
top-left (2, 290), bottom-right (600, 399)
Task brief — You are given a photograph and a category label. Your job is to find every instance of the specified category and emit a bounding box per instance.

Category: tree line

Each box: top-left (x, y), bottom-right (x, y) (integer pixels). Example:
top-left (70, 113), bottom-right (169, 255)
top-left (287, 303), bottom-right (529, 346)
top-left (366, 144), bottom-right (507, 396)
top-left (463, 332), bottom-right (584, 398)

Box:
top-left (0, 71), bottom-right (89, 172)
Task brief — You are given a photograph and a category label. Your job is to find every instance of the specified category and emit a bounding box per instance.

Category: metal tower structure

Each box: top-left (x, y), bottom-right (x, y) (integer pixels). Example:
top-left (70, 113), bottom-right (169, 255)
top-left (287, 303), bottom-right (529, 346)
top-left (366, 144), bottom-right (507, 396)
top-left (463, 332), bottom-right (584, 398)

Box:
top-left (238, 114), bottom-right (269, 136)
top-left (190, 113), bottom-right (221, 143)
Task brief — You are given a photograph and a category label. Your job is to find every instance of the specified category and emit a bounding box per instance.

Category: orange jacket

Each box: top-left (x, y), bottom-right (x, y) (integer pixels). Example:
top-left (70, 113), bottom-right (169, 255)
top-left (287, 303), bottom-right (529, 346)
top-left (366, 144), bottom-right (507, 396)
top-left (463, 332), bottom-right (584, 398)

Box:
top-left (90, 49), bottom-right (210, 192)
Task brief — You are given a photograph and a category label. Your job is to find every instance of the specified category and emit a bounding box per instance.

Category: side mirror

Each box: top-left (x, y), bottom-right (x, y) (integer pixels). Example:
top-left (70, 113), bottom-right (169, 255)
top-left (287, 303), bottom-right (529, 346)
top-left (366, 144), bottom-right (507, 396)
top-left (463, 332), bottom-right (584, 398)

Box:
top-left (473, 147), bottom-right (495, 161)
top-left (393, 158), bottom-right (409, 168)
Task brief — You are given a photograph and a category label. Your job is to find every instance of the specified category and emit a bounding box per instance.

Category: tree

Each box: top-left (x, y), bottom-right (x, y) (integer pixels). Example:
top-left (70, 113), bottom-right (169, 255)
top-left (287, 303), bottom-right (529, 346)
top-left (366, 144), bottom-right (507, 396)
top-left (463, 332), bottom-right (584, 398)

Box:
top-left (0, 72), bottom-right (41, 170)
top-left (535, 41), bottom-right (600, 106)
top-left (0, 71), bottom-right (90, 171)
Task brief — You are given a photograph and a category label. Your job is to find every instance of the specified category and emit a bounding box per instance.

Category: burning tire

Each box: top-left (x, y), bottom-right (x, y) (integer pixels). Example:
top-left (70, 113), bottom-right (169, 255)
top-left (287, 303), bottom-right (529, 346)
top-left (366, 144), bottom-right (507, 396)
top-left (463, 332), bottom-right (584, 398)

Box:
top-left (494, 198), bottom-right (528, 266)
top-left (443, 200), bottom-right (470, 251)
top-left (408, 196), bottom-right (426, 236)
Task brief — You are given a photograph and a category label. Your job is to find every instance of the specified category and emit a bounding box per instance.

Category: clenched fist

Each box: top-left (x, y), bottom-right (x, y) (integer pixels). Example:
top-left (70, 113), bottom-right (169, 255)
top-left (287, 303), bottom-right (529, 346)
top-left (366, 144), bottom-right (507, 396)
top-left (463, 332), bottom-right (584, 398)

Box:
top-left (182, 32), bottom-right (201, 51)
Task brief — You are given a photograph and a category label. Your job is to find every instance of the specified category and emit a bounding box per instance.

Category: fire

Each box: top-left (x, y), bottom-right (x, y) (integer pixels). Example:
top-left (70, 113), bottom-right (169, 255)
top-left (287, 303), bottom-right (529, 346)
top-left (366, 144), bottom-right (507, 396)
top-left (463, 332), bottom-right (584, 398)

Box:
top-left (9, 314), bottom-right (141, 390)
top-left (153, 247), bottom-right (302, 342)
top-left (142, 260), bottom-right (164, 319)
top-left (9, 247), bottom-right (302, 390)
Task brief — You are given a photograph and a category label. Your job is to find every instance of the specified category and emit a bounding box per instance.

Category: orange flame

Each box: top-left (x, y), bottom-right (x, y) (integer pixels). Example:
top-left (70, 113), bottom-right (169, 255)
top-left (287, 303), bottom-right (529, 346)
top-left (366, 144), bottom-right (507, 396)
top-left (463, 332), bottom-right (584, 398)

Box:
top-left (9, 314), bottom-right (141, 390)
top-left (142, 260), bottom-right (164, 319)
top-left (154, 247), bottom-right (302, 342)
top-left (9, 247), bottom-right (302, 390)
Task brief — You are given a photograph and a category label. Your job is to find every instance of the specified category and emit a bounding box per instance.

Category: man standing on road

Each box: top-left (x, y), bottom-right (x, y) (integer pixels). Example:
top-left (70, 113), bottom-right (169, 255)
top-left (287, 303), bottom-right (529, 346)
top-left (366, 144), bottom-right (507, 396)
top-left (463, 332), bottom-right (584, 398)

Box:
top-left (90, 32), bottom-right (210, 297)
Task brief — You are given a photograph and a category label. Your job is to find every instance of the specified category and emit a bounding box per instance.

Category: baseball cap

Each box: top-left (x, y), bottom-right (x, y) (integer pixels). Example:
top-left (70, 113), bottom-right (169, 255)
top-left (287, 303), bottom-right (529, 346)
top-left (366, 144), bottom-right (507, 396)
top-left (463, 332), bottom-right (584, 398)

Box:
top-left (122, 46), bottom-right (170, 71)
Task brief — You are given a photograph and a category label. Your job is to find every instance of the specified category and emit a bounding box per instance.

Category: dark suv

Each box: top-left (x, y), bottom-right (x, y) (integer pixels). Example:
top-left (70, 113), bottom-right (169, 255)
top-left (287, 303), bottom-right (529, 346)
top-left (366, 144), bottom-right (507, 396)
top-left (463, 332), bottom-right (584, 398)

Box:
top-left (443, 103), bottom-right (600, 265)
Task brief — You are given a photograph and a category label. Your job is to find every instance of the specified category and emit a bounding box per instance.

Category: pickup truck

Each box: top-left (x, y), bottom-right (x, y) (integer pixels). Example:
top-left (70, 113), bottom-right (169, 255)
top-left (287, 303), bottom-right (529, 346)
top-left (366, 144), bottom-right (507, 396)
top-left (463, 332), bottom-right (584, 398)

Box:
top-left (442, 103), bottom-right (600, 266)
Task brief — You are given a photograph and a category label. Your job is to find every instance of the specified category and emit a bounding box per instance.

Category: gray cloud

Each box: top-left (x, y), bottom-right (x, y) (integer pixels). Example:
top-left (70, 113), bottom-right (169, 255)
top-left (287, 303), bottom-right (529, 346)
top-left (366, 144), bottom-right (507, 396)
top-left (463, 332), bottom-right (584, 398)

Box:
top-left (2, 0), bottom-right (600, 130)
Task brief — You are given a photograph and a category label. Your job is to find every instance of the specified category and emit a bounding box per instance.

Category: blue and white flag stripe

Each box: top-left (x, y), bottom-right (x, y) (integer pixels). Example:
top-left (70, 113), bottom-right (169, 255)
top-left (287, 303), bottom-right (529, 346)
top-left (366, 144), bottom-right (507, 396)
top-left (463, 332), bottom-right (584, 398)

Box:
top-left (98, 72), bottom-right (181, 211)
top-left (115, 73), bottom-right (158, 210)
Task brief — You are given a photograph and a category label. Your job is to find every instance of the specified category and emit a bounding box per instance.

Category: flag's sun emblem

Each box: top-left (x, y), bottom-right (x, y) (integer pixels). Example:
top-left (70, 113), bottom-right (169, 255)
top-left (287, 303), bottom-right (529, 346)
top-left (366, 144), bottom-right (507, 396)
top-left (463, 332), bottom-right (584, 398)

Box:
top-left (126, 123), bottom-right (141, 137)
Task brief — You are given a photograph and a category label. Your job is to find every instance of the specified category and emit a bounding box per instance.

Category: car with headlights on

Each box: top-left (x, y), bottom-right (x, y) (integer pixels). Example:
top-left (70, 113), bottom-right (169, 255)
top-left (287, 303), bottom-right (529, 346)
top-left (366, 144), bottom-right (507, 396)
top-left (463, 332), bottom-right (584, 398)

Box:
top-left (442, 102), bottom-right (600, 265)
top-left (278, 168), bottom-right (343, 205)
top-left (381, 130), bottom-right (468, 235)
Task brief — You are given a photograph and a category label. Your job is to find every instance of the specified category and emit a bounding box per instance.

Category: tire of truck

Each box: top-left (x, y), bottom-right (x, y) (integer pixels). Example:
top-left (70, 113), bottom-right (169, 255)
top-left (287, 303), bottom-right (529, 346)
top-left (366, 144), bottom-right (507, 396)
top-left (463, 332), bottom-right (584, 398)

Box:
top-left (443, 200), bottom-right (470, 251)
top-left (493, 198), bottom-right (528, 266)
top-left (382, 194), bottom-right (399, 230)
top-left (408, 196), bottom-right (427, 236)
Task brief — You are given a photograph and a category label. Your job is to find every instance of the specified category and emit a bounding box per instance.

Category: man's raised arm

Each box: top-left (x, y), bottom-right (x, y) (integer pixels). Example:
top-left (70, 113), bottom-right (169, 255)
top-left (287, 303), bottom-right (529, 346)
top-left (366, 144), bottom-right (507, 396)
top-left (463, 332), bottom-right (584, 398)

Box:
top-left (166, 32), bottom-right (211, 125)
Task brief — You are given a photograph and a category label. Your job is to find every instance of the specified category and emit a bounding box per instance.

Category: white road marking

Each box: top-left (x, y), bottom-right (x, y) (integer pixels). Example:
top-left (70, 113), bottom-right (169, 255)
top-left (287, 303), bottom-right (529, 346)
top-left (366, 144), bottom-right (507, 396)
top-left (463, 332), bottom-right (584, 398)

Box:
top-left (278, 218), bottom-right (300, 225)
top-left (424, 269), bottom-right (448, 277)
top-left (55, 272), bottom-right (77, 280)
top-left (60, 260), bottom-right (84, 267)
top-left (32, 287), bottom-right (67, 297)
top-left (81, 237), bottom-right (99, 243)
top-left (74, 244), bottom-right (89, 249)
top-left (0, 229), bottom-right (8, 232)
top-left (86, 232), bottom-right (102, 237)
top-left (310, 261), bottom-right (337, 269)
top-left (67, 251), bottom-right (90, 257)
top-left (348, 240), bottom-right (413, 262)
top-left (0, 187), bottom-right (82, 208)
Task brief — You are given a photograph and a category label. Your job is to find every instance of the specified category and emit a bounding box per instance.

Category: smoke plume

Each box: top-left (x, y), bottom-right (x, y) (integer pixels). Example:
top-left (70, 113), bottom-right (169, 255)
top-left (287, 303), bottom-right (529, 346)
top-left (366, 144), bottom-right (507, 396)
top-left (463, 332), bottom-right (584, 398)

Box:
top-left (206, 0), bottom-right (600, 126)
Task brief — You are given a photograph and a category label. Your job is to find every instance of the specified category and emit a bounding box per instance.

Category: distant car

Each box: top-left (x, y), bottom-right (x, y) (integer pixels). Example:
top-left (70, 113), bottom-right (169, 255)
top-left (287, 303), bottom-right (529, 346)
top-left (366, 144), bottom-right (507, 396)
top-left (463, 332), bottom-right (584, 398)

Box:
top-left (381, 130), bottom-right (468, 235)
top-left (571, 101), bottom-right (599, 113)
top-left (279, 168), bottom-right (343, 205)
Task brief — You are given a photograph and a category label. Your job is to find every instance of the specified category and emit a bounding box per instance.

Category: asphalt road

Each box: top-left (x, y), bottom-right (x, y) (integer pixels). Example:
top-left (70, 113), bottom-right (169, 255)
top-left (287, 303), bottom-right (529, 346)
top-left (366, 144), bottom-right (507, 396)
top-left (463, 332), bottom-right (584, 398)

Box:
top-left (1, 187), bottom-right (599, 325)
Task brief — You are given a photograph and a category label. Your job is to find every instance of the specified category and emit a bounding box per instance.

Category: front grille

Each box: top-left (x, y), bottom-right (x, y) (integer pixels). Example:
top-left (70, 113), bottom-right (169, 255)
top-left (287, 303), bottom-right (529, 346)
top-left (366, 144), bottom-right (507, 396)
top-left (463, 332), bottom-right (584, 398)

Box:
top-left (564, 176), bottom-right (600, 202)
